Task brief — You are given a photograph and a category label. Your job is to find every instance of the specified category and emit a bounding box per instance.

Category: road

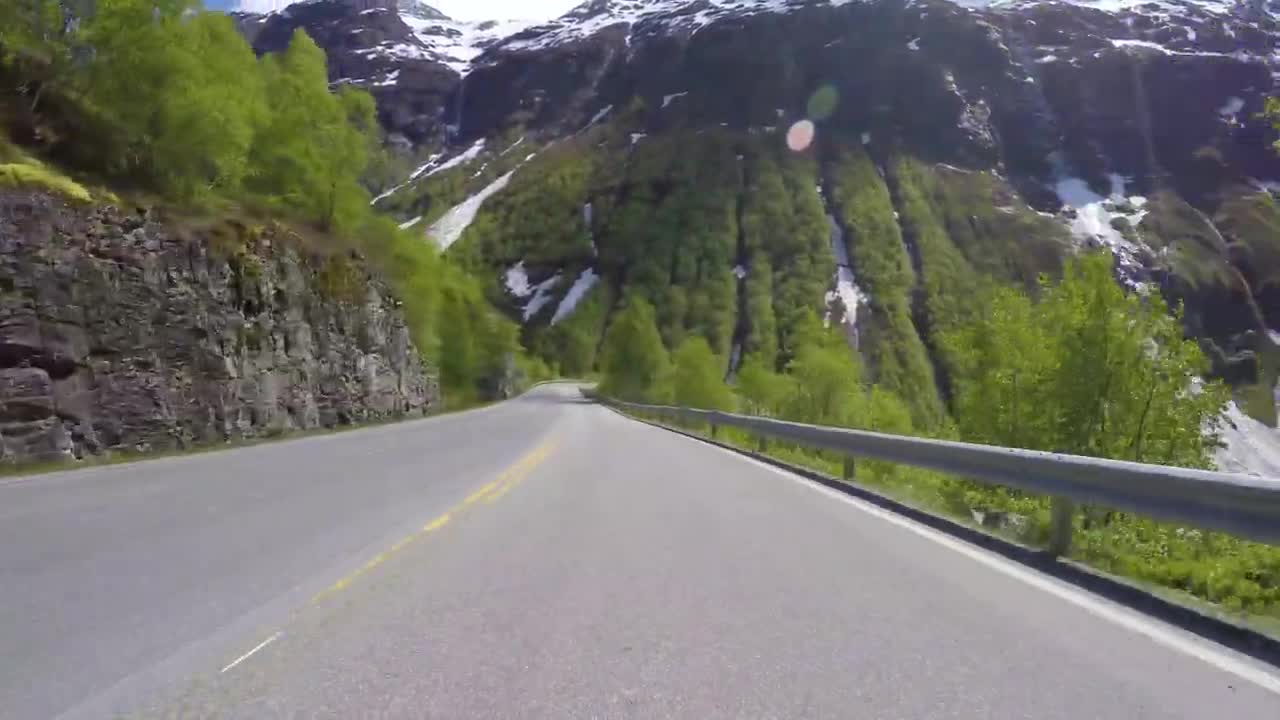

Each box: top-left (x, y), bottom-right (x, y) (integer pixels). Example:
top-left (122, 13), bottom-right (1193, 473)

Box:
top-left (1, 383), bottom-right (1277, 719)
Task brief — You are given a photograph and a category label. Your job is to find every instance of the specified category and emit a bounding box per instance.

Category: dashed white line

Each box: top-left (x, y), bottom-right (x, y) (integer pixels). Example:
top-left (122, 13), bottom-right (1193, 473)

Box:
top-left (220, 632), bottom-right (282, 674)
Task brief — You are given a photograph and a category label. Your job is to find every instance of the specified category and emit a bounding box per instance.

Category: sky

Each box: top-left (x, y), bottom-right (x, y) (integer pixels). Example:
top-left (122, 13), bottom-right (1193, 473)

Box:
top-left (432, 0), bottom-right (578, 20)
top-left (213, 0), bottom-right (580, 20)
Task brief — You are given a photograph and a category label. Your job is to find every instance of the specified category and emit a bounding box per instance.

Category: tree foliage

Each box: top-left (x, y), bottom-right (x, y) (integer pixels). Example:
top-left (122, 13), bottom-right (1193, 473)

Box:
top-left (671, 336), bottom-right (734, 411)
top-left (248, 30), bottom-right (372, 230)
top-left (943, 252), bottom-right (1229, 467)
top-left (1268, 96), bottom-right (1280, 154)
top-left (599, 296), bottom-right (669, 402)
top-left (735, 356), bottom-right (792, 416)
top-left (4, 3), bottom-right (379, 218)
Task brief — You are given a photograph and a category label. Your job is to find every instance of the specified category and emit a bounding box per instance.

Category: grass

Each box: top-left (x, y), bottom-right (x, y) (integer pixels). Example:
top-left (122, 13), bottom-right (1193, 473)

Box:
top-left (0, 130), bottom-right (109, 204)
top-left (0, 160), bottom-right (91, 202)
top-left (624, 408), bottom-right (1280, 638)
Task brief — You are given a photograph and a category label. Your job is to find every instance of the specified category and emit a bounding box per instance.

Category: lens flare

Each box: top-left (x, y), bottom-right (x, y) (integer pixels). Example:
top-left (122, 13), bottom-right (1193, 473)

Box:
top-left (807, 85), bottom-right (839, 121)
top-left (786, 120), bottom-right (815, 152)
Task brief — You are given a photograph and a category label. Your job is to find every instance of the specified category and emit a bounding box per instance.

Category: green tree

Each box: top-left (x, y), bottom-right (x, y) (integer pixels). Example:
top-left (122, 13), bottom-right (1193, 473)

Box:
top-left (77, 0), bottom-right (196, 174)
top-left (943, 252), bottom-right (1228, 468)
top-left (783, 328), bottom-right (865, 426)
top-left (0, 0), bottom-right (79, 114)
top-left (671, 336), bottom-right (734, 410)
top-left (735, 356), bottom-right (792, 416)
top-left (599, 296), bottom-right (669, 401)
top-left (149, 11), bottom-right (266, 198)
top-left (249, 29), bottom-right (373, 230)
top-left (1268, 97), bottom-right (1280, 153)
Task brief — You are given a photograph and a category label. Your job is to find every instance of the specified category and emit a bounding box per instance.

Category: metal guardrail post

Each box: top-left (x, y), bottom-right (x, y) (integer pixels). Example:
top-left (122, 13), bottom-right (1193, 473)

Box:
top-left (842, 457), bottom-right (855, 481)
top-left (1048, 497), bottom-right (1075, 557)
top-left (756, 435), bottom-right (768, 452)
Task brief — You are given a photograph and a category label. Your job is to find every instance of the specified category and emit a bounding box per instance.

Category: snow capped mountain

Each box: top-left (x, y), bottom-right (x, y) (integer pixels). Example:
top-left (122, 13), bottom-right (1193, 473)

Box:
top-left (491, 0), bottom-right (856, 52)
top-left (228, 0), bottom-right (1280, 474)
top-left (236, 1), bottom-right (540, 76)
top-left (396, 12), bottom-right (540, 74)
top-left (235, 0), bottom-right (298, 12)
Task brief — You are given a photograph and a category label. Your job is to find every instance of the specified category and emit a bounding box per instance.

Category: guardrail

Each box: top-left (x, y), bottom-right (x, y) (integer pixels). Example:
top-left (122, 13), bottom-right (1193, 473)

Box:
top-left (594, 393), bottom-right (1280, 553)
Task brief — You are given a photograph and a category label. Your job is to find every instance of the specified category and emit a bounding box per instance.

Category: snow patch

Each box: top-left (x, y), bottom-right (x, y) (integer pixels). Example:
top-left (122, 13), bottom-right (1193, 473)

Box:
top-left (398, 13), bottom-right (541, 76)
top-left (1054, 170), bottom-right (1150, 285)
top-left (732, 264), bottom-right (748, 280)
top-left (663, 92), bottom-right (689, 108)
top-left (861, 131), bottom-right (871, 145)
top-left (523, 274), bottom-right (562, 322)
top-left (398, 215), bottom-right (422, 230)
top-left (428, 170), bottom-right (515, 250)
top-left (421, 140), bottom-right (486, 180)
top-left (1216, 402), bottom-right (1280, 480)
top-left (821, 210), bottom-right (867, 332)
top-left (500, 136), bottom-right (526, 156)
top-left (551, 268), bottom-right (600, 325)
top-left (587, 105), bottom-right (614, 127)
top-left (1251, 179), bottom-right (1280, 194)
top-left (729, 342), bottom-right (743, 374)
top-left (630, 133), bottom-right (648, 146)
top-left (505, 261), bottom-right (533, 298)
top-left (907, 37), bottom-right (920, 51)
top-left (1218, 96), bottom-right (1244, 123)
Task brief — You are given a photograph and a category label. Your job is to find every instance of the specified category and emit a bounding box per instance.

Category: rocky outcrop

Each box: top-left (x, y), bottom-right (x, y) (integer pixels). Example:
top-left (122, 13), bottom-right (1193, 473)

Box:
top-left (0, 191), bottom-right (437, 464)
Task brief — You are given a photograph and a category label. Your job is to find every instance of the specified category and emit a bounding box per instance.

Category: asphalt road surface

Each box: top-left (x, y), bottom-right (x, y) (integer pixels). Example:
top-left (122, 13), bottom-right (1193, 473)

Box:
top-left (2, 383), bottom-right (1278, 719)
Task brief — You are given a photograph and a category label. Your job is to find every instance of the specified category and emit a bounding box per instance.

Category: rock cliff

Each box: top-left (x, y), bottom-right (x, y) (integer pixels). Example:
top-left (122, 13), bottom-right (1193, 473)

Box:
top-left (0, 190), bottom-right (437, 464)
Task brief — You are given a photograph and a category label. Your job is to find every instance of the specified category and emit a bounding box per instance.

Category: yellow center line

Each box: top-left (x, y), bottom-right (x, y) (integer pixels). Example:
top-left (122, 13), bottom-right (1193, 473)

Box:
top-left (422, 513), bottom-right (451, 533)
top-left (464, 480), bottom-right (504, 506)
top-left (309, 437), bottom-right (558, 605)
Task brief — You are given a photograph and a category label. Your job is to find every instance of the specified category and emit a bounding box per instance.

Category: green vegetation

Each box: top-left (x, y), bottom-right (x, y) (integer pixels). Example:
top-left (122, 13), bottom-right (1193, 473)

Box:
top-left (610, 250), bottom-right (1279, 622)
top-left (739, 142), bottom-right (830, 368)
top-left (598, 296), bottom-right (670, 402)
top-left (1141, 191), bottom-right (1238, 292)
top-left (0, 0), bottom-right (525, 402)
top-left (1268, 97), bottom-right (1280, 153)
top-left (944, 252), bottom-right (1228, 467)
top-left (670, 336), bottom-right (734, 411)
top-left (828, 146), bottom-right (944, 428)
top-left (0, 158), bottom-right (89, 201)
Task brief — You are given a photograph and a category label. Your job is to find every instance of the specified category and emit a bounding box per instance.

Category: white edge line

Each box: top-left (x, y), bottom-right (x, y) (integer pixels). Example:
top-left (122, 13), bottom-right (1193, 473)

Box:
top-left (220, 632), bottom-right (282, 674)
top-left (641, 417), bottom-right (1280, 696)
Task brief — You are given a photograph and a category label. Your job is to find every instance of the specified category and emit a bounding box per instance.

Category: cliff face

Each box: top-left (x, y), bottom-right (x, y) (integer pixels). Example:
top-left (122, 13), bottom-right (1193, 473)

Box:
top-left (0, 191), bottom-right (438, 464)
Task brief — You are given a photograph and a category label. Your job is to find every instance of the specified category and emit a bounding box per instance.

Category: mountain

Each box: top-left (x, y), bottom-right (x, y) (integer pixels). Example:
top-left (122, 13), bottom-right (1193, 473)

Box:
top-left (236, 0), bottom-right (1280, 448)
top-left (233, 0), bottom-right (539, 146)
